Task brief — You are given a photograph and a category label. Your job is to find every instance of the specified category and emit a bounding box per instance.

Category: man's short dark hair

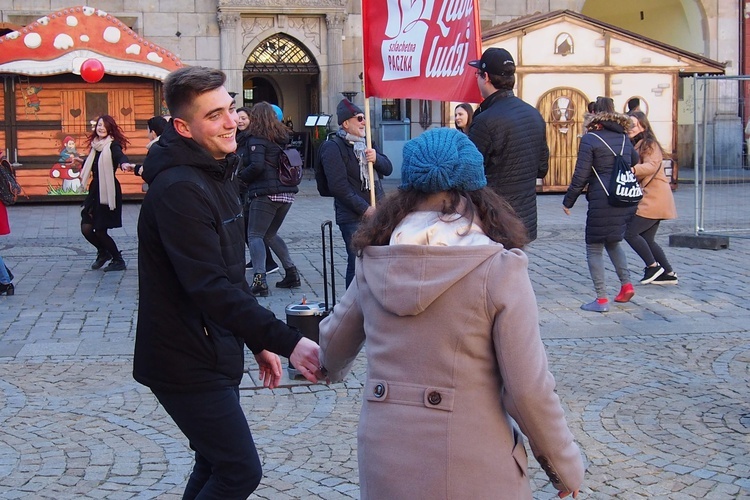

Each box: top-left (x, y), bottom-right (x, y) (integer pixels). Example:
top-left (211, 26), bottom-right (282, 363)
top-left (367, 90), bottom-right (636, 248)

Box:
top-left (147, 115), bottom-right (168, 136)
top-left (164, 67), bottom-right (226, 120)
top-left (627, 97), bottom-right (641, 112)
top-left (483, 71), bottom-right (515, 92)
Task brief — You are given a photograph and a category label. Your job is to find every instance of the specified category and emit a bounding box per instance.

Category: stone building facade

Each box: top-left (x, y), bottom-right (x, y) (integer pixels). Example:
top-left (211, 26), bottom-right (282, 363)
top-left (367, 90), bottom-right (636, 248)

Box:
top-left (0, 0), bottom-right (742, 172)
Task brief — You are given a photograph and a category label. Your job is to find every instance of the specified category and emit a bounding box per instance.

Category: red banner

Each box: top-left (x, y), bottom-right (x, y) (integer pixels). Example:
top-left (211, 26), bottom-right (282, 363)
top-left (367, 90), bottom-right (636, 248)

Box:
top-left (362, 0), bottom-right (483, 103)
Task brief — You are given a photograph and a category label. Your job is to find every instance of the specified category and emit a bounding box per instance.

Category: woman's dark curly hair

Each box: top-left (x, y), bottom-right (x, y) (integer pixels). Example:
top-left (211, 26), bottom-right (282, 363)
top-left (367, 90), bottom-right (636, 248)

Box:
top-left (351, 187), bottom-right (529, 252)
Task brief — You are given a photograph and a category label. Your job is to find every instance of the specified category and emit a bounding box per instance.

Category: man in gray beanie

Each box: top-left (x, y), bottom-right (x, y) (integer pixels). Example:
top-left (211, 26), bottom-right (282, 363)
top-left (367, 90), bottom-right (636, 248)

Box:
top-left (319, 98), bottom-right (392, 288)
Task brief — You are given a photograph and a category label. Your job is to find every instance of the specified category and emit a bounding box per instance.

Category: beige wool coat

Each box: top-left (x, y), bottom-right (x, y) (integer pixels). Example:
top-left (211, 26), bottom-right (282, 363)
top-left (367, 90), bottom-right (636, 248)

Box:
top-left (319, 240), bottom-right (584, 499)
top-left (632, 140), bottom-right (677, 220)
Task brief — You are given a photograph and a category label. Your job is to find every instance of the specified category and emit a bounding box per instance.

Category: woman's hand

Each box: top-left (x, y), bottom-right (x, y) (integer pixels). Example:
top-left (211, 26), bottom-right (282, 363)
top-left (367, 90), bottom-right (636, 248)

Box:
top-left (562, 206), bottom-right (571, 216)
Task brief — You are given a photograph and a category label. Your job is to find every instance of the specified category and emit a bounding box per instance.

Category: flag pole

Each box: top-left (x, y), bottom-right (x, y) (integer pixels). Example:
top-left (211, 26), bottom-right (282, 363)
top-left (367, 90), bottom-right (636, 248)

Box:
top-left (363, 95), bottom-right (376, 207)
top-left (362, 20), bottom-right (376, 207)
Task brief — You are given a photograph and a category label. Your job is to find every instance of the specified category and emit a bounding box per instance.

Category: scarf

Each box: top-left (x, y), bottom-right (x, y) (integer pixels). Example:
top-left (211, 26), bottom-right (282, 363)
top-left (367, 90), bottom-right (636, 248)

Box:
top-left (80, 136), bottom-right (116, 210)
top-left (337, 128), bottom-right (370, 191)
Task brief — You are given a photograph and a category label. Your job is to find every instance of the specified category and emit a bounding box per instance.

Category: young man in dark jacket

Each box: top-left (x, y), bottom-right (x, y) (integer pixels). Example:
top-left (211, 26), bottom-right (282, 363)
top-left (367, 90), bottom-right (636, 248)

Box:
top-left (133, 66), bottom-right (323, 499)
top-left (468, 48), bottom-right (549, 241)
top-left (318, 99), bottom-right (393, 288)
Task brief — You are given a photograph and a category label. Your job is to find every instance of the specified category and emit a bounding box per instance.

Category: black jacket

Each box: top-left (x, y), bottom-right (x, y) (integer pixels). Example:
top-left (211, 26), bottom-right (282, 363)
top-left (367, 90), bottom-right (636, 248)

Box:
top-left (468, 90), bottom-right (549, 241)
top-left (318, 135), bottom-right (393, 225)
top-left (238, 136), bottom-right (299, 198)
top-left (133, 124), bottom-right (302, 393)
top-left (563, 113), bottom-right (639, 244)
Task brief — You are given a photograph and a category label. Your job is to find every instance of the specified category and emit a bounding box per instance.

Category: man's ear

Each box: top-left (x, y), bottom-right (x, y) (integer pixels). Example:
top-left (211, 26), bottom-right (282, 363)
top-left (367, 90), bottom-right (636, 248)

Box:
top-left (172, 118), bottom-right (192, 139)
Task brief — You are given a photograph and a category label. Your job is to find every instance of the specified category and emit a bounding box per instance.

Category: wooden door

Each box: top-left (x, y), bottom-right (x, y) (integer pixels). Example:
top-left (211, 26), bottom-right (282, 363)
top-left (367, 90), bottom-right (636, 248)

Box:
top-left (536, 88), bottom-right (590, 192)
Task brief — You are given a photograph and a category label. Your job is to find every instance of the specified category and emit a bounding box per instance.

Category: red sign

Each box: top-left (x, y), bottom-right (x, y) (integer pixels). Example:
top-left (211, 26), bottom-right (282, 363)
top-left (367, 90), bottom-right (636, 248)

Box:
top-left (363, 0), bottom-right (482, 103)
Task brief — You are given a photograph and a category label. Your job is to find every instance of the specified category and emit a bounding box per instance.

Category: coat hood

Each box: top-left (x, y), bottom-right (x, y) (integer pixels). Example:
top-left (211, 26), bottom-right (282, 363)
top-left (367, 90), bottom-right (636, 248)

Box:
top-left (358, 244), bottom-right (507, 316)
top-left (584, 111), bottom-right (632, 131)
top-left (141, 122), bottom-right (237, 184)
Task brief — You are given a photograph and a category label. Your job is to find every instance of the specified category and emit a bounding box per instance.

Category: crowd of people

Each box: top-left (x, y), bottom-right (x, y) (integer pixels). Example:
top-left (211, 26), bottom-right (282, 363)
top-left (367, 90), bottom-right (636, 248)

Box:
top-left (0, 48), bottom-right (683, 498)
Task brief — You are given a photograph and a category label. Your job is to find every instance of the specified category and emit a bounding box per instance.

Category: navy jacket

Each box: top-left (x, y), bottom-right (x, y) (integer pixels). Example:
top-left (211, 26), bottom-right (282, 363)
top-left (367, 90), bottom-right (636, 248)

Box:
top-left (469, 90), bottom-right (549, 241)
top-left (319, 135), bottom-right (392, 225)
top-left (563, 115), bottom-right (639, 244)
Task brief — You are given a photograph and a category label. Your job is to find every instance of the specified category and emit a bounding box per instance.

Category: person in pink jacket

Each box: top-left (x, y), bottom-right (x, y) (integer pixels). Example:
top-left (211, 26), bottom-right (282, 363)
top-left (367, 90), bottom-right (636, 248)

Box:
top-left (625, 111), bottom-right (678, 285)
top-left (318, 128), bottom-right (584, 499)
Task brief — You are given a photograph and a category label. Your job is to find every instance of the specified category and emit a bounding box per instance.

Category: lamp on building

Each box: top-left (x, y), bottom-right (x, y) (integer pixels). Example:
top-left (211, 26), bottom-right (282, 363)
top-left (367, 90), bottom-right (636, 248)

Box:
top-left (341, 91), bottom-right (359, 102)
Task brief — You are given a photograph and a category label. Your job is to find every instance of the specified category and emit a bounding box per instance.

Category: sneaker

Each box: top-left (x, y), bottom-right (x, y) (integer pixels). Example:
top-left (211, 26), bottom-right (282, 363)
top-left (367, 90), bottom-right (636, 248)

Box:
top-left (652, 272), bottom-right (678, 285)
top-left (581, 299), bottom-right (609, 312)
top-left (103, 259), bottom-right (126, 272)
top-left (266, 264), bottom-right (280, 274)
top-left (614, 283), bottom-right (635, 303)
top-left (639, 265), bottom-right (664, 284)
top-left (91, 250), bottom-right (112, 270)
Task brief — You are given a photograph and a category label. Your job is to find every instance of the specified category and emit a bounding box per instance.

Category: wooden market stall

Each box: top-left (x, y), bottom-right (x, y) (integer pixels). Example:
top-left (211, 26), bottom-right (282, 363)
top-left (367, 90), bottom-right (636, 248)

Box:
top-left (0, 5), bottom-right (182, 201)
top-left (479, 10), bottom-right (725, 192)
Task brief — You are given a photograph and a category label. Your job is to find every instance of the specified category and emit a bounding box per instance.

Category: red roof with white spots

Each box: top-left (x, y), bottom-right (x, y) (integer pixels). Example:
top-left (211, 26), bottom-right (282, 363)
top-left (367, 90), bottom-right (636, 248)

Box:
top-left (0, 5), bottom-right (182, 80)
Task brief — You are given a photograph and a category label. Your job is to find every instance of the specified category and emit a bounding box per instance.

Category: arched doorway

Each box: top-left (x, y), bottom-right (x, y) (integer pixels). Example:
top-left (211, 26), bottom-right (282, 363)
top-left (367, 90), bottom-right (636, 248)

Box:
top-left (537, 88), bottom-right (590, 191)
top-left (244, 33), bottom-right (320, 132)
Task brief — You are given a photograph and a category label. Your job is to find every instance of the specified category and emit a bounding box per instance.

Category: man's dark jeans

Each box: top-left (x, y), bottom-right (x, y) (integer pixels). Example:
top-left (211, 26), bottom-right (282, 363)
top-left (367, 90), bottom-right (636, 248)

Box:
top-left (153, 386), bottom-right (262, 499)
top-left (338, 221), bottom-right (359, 288)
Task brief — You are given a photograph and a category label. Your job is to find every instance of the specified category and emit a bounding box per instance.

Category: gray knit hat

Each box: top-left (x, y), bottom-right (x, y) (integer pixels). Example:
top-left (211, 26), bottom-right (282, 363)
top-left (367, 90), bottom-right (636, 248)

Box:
top-left (337, 99), bottom-right (364, 125)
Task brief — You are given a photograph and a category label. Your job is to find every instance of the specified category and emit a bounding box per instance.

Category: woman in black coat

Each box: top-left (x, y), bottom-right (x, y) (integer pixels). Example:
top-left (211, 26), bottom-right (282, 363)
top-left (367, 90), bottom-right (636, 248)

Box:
top-left (79, 115), bottom-right (132, 272)
top-left (238, 102), bottom-right (299, 297)
top-left (562, 97), bottom-right (639, 312)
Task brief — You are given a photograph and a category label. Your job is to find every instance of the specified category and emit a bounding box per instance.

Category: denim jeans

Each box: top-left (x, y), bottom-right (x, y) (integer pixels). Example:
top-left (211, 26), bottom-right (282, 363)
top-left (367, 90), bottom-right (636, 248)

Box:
top-left (0, 255), bottom-right (9, 284)
top-left (586, 241), bottom-right (631, 299)
top-left (153, 386), bottom-right (262, 499)
top-left (246, 196), bottom-right (294, 273)
top-left (338, 222), bottom-right (359, 289)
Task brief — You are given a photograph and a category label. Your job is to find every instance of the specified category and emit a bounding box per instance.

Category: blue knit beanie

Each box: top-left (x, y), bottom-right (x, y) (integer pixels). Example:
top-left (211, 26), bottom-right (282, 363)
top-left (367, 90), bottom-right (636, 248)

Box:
top-left (270, 104), bottom-right (284, 122)
top-left (400, 128), bottom-right (486, 193)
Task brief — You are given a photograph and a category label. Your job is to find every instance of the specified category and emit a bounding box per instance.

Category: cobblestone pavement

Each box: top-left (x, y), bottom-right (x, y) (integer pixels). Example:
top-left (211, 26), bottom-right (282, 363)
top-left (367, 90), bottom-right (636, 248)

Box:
top-left (0, 179), bottom-right (748, 499)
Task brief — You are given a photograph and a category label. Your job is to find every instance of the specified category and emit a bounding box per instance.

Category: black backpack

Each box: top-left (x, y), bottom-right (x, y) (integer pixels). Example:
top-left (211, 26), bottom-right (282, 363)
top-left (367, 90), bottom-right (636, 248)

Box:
top-left (0, 156), bottom-right (22, 206)
top-left (589, 133), bottom-right (643, 207)
top-left (315, 133), bottom-right (348, 197)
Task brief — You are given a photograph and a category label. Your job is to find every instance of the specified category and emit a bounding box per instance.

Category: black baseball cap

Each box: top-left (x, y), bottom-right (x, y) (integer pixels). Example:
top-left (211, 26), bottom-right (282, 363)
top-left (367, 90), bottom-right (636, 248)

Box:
top-left (468, 48), bottom-right (516, 76)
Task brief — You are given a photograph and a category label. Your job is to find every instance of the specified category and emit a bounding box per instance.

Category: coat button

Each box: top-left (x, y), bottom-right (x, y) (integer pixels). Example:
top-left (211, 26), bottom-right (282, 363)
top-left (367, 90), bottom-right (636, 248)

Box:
top-left (374, 383), bottom-right (385, 398)
top-left (427, 391), bottom-right (442, 405)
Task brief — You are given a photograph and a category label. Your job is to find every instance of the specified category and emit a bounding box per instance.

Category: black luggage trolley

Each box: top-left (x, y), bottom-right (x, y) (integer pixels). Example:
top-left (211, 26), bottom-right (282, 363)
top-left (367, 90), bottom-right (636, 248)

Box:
top-left (286, 220), bottom-right (337, 378)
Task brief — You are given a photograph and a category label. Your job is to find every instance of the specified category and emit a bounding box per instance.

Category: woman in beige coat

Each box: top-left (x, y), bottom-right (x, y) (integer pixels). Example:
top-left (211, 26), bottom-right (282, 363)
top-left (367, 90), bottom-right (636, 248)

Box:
top-left (318, 128), bottom-right (584, 499)
top-left (625, 112), bottom-right (678, 285)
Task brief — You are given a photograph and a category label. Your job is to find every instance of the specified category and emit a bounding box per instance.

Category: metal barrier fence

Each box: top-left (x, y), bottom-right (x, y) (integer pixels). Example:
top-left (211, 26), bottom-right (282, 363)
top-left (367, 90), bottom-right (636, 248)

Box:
top-left (692, 75), bottom-right (750, 238)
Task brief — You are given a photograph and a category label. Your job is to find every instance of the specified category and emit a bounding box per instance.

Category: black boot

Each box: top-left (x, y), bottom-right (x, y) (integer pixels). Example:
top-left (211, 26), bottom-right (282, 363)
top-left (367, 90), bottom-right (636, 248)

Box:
top-left (276, 267), bottom-right (301, 288)
top-left (0, 282), bottom-right (13, 296)
top-left (251, 273), bottom-right (269, 297)
top-left (91, 250), bottom-right (112, 270)
top-left (103, 252), bottom-right (126, 272)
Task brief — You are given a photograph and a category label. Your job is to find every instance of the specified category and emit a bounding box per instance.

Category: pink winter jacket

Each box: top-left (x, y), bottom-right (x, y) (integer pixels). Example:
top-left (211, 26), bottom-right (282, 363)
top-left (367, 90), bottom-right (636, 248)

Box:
top-left (319, 238), bottom-right (584, 499)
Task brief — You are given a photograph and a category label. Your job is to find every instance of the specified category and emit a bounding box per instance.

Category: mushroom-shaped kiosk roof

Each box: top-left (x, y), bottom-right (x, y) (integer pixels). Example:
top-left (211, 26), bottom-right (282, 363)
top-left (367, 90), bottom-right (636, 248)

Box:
top-left (0, 5), bottom-right (182, 81)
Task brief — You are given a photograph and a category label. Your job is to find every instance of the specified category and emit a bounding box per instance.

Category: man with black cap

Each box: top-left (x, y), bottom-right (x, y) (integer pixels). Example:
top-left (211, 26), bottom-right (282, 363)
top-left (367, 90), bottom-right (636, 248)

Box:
top-left (468, 47), bottom-right (549, 241)
top-left (319, 98), bottom-right (393, 288)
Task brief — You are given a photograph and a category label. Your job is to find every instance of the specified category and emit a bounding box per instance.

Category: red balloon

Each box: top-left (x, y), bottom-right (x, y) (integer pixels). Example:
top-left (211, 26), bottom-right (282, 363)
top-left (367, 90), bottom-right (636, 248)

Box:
top-left (80, 58), bottom-right (105, 83)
